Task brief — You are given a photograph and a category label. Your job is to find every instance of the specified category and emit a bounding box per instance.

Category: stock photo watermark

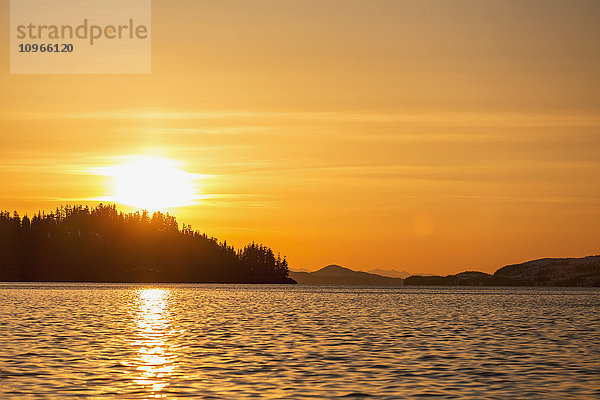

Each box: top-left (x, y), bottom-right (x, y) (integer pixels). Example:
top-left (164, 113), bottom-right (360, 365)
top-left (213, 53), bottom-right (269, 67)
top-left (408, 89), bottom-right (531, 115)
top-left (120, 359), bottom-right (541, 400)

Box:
top-left (10, 0), bottom-right (151, 74)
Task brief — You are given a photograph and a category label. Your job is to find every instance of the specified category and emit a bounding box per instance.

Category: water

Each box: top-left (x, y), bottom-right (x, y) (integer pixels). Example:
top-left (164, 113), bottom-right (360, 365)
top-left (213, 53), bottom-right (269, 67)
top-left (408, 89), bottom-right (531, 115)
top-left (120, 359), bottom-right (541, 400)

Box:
top-left (1, 284), bottom-right (599, 399)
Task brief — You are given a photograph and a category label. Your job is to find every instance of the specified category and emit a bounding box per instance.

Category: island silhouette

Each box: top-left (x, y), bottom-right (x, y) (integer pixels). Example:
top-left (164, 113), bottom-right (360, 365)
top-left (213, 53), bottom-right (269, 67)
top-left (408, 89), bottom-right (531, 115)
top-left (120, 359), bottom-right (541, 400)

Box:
top-left (404, 256), bottom-right (600, 287)
top-left (2, 204), bottom-right (598, 286)
top-left (291, 258), bottom-right (600, 287)
top-left (0, 204), bottom-right (295, 283)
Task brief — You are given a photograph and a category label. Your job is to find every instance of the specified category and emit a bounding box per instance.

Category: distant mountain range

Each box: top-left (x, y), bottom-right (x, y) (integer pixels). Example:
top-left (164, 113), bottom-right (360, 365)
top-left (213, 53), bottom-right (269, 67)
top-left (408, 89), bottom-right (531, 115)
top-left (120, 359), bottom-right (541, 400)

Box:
top-left (289, 265), bottom-right (404, 286)
top-left (405, 256), bottom-right (600, 287)
top-left (291, 256), bottom-right (600, 287)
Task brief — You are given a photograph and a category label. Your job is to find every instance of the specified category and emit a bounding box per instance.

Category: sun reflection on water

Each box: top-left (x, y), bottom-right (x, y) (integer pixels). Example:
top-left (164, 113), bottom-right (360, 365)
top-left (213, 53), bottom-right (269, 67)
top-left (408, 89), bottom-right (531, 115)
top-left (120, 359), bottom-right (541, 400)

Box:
top-left (133, 288), bottom-right (175, 397)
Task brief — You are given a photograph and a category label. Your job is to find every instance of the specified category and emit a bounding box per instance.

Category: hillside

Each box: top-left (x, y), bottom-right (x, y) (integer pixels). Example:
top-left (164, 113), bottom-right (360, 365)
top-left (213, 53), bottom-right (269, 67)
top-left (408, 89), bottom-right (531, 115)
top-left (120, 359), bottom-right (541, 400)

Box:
top-left (493, 255), bottom-right (600, 286)
top-left (405, 256), bottom-right (600, 287)
top-left (290, 265), bottom-right (404, 286)
top-left (0, 204), bottom-right (295, 284)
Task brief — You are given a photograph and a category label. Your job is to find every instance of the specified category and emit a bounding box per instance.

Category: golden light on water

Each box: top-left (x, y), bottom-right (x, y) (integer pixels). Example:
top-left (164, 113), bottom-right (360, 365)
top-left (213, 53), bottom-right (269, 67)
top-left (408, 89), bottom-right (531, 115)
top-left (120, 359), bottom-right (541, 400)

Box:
top-left (133, 288), bottom-right (176, 397)
top-left (102, 156), bottom-right (198, 211)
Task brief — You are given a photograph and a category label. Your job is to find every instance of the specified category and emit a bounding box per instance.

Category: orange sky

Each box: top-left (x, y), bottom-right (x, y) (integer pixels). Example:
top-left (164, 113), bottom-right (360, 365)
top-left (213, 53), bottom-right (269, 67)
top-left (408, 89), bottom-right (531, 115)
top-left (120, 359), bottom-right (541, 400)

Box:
top-left (1, 0), bottom-right (599, 274)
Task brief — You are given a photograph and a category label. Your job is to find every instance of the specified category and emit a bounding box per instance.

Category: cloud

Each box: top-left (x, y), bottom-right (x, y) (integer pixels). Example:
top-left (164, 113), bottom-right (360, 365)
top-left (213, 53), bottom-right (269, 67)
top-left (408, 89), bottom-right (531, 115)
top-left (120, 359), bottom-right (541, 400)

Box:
top-left (1, 109), bottom-right (599, 128)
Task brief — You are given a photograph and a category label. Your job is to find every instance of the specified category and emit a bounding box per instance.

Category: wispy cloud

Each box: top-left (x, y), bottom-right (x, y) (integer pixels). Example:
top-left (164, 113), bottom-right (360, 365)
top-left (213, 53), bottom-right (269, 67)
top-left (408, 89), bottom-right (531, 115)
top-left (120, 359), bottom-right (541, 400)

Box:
top-left (2, 109), bottom-right (599, 127)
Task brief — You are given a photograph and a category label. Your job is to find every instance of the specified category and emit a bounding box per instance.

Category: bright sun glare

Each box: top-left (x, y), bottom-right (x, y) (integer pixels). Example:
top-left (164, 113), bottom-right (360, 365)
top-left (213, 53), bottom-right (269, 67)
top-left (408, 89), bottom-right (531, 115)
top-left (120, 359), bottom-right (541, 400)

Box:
top-left (106, 156), bottom-right (197, 211)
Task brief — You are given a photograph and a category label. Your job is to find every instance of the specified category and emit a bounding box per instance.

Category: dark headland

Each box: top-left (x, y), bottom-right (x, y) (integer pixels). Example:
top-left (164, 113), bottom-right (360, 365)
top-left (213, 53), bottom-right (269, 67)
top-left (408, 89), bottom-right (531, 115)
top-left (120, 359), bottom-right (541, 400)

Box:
top-left (405, 256), bottom-right (600, 287)
top-left (0, 204), bottom-right (296, 284)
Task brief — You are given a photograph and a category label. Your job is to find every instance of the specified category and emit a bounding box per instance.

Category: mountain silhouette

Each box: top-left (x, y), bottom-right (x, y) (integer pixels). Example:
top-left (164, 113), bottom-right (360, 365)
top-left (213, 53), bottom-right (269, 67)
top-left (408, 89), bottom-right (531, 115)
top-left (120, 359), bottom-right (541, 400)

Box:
top-left (290, 265), bottom-right (404, 286)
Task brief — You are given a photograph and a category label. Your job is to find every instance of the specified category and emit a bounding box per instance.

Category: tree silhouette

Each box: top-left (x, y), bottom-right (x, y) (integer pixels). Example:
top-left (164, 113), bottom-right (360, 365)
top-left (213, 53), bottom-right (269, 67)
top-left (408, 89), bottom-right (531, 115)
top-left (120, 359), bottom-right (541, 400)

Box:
top-left (0, 204), bottom-right (295, 284)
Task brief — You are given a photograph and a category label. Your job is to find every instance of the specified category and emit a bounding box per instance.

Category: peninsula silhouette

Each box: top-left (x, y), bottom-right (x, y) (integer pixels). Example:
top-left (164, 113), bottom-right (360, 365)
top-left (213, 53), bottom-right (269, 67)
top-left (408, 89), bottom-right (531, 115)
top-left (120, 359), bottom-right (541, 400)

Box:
top-left (0, 204), bottom-right (295, 284)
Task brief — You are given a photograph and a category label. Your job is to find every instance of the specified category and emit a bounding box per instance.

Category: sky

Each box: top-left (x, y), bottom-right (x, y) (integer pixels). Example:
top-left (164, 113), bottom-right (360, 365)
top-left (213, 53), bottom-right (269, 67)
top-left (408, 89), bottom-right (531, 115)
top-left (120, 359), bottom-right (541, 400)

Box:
top-left (1, 0), bottom-right (599, 274)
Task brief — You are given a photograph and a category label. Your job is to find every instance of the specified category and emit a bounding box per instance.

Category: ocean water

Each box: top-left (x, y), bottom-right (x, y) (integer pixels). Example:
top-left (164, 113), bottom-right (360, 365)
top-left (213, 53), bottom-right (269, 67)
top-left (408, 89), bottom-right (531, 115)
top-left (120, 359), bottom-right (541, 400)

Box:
top-left (0, 284), bottom-right (599, 399)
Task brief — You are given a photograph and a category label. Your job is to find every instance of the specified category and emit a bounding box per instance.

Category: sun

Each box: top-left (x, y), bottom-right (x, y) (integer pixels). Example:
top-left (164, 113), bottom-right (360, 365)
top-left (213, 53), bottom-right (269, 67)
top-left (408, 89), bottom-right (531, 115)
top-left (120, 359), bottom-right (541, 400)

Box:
top-left (106, 156), bottom-right (197, 211)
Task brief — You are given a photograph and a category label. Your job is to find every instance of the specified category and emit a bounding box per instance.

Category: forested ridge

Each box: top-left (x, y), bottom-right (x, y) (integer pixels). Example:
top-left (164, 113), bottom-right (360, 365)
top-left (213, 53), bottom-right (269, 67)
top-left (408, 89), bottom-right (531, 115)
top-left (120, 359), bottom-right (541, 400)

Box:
top-left (0, 204), bottom-right (294, 283)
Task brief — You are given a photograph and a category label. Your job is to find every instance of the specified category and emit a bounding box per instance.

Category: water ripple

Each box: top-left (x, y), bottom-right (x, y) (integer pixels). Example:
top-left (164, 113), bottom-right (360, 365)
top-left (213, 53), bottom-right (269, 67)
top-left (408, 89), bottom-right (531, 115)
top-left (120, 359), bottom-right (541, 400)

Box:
top-left (0, 284), bottom-right (599, 399)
